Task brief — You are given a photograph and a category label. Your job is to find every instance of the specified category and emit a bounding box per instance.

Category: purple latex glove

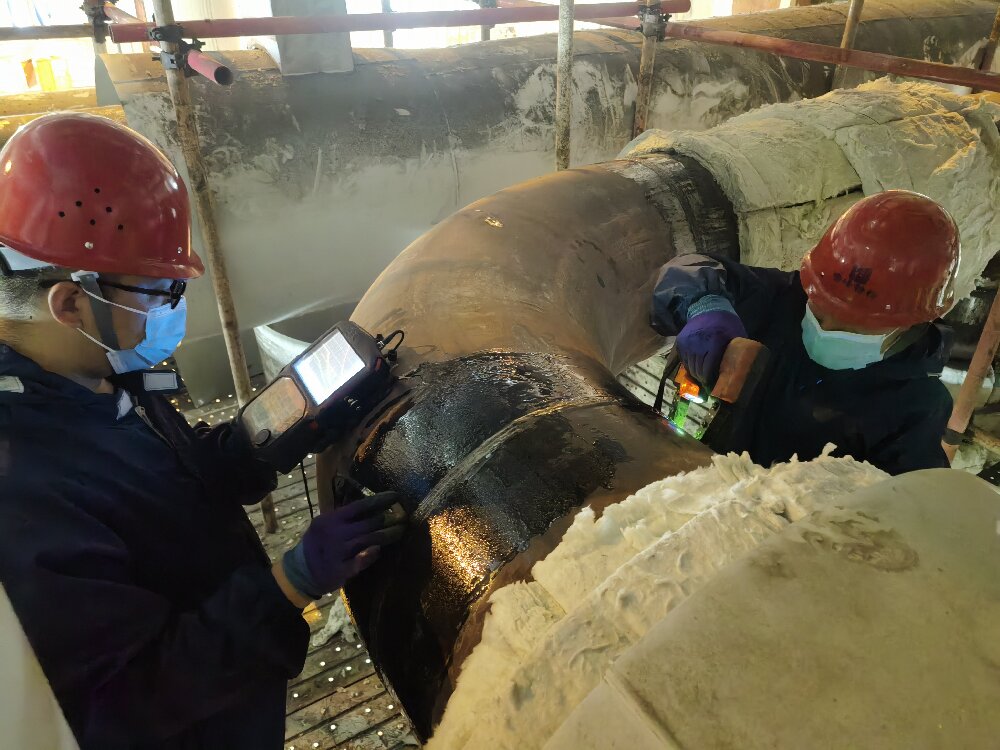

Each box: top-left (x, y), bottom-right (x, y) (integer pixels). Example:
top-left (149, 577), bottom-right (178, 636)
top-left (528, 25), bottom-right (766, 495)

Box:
top-left (283, 491), bottom-right (407, 599)
top-left (676, 309), bottom-right (747, 387)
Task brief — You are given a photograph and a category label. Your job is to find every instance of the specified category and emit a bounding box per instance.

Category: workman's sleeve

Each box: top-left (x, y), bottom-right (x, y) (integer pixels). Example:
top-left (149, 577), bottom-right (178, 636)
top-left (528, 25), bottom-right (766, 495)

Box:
top-left (189, 420), bottom-right (278, 505)
top-left (0, 493), bottom-right (308, 747)
top-left (650, 253), bottom-right (796, 336)
top-left (865, 382), bottom-right (952, 475)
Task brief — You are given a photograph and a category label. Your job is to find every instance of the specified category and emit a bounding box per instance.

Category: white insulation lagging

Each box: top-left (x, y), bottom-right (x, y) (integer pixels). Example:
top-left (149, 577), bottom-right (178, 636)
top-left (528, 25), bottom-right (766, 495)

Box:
top-left (621, 79), bottom-right (1000, 304)
top-left (428, 450), bottom-right (888, 750)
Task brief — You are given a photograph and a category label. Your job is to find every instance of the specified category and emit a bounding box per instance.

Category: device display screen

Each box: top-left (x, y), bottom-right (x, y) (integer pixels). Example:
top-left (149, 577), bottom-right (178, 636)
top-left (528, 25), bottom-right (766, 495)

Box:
top-left (241, 377), bottom-right (307, 438)
top-left (293, 330), bottom-right (366, 405)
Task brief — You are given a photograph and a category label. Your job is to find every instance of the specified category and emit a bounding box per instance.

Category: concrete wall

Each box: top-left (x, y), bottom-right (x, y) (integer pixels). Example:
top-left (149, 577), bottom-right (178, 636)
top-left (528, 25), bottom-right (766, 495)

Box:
top-left (99, 0), bottom-right (999, 399)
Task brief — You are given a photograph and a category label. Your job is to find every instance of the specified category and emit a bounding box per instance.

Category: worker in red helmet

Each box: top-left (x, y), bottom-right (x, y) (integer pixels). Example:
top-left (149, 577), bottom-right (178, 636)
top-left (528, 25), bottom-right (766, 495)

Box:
top-left (650, 190), bottom-right (959, 475)
top-left (0, 114), bottom-right (405, 749)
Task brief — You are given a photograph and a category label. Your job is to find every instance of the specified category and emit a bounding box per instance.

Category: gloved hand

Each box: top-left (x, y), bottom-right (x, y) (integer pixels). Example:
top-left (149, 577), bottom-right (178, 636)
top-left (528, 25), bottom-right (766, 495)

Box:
top-left (282, 486), bottom-right (407, 600)
top-left (676, 299), bottom-right (747, 387)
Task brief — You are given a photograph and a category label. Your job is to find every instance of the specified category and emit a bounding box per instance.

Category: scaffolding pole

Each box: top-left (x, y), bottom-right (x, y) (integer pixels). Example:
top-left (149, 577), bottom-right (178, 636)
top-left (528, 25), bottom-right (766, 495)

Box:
top-left (832, 0), bottom-right (865, 89)
top-left (555, 0), bottom-right (574, 170)
top-left (150, 0), bottom-right (278, 533)
top-left (633, 1), bottom-right (664, 137)
top-left (381, 0), bottom-right (394, 48)
top-left (973, 2), bottom-right (1000, 93)
top-left (944, 292), bottom-right (1000, 462)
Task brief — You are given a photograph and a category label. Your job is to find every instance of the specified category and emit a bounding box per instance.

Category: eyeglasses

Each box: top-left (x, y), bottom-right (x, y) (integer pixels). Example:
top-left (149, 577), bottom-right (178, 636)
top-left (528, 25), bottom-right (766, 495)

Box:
top-left (97, 279), bottom-right (188, 309)
top-left (38, 278), bottom-right (188, 309)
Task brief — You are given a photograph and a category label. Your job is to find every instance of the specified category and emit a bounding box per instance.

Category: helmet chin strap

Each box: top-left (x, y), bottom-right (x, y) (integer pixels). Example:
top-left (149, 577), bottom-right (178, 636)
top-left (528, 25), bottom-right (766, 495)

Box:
top-left (68, 271), bottom-right (121, 351)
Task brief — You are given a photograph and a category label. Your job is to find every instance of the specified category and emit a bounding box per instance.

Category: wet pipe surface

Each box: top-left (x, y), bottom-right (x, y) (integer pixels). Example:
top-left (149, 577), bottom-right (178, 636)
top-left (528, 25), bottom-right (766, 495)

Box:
top-left (341, 352), bottom-right (711, 737)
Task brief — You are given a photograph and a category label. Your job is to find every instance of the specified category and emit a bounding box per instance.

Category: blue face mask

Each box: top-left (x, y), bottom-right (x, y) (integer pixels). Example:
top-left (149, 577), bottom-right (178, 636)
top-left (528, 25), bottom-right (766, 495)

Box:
top-left (77, 294), bottom-right (188, 375)
top-left (801, 306), bottom-right (892, 371)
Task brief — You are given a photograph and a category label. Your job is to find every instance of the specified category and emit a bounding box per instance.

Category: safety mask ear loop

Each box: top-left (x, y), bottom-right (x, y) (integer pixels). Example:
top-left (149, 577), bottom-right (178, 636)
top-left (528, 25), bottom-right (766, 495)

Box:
top-left (70, 271), bottom-right (123, 351)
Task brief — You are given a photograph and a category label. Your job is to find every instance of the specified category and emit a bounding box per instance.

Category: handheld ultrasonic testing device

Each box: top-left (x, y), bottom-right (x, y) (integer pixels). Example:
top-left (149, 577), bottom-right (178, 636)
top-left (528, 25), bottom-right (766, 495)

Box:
top-left (238, 321), bottom-right (401, 472)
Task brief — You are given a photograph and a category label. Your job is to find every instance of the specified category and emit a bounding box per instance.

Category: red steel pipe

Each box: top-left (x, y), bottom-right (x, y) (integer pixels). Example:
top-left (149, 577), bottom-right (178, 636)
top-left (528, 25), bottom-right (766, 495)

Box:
top-left (186, 49), bottom-right (234, 85)
top-left (103, 2), bottom-right (141, 23)
top-left (495, 0), bottom-right (635, 31)
top-left (664, 23), bottom-right (1000, 93)
top-left (108, 1), bottom-right (675, 43)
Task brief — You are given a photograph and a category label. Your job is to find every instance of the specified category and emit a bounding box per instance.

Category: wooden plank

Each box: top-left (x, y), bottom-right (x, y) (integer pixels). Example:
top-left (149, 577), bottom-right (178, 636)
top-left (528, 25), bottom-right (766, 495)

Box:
top-left (285, 674), bottom-right (385, 740)
top-left (286, 689), bottom-right (402, 749)
top-left (294, 636), bottom-right (364, 686)
top-left (286, 653), bottom-right (373, 714)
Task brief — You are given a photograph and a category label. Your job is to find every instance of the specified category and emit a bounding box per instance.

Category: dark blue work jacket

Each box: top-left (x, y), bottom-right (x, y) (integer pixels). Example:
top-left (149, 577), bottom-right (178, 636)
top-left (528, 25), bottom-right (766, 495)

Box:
top-left (0, 344), bottom-right (308, 749)
top-left (650, 254), bottom-right (953, 475)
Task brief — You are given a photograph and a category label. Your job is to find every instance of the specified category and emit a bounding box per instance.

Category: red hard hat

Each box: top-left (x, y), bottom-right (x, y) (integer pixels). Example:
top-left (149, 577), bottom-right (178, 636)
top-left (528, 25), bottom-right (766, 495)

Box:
top-left (0, 112), bottom-right (203, 279)
top-left (800, 190), bottom-right (960, 329)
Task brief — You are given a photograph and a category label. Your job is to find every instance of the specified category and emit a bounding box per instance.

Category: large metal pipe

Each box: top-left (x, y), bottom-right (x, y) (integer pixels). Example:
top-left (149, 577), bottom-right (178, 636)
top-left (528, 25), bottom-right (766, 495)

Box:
top-left (108, 2), bottom-right (682, 43)
top-left (318, 153), bottom-right (740, 738)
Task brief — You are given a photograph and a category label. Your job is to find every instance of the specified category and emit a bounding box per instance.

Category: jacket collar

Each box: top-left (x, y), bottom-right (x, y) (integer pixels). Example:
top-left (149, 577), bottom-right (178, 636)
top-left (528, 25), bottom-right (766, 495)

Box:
top-left (0, 342), bottom-right (132, 420)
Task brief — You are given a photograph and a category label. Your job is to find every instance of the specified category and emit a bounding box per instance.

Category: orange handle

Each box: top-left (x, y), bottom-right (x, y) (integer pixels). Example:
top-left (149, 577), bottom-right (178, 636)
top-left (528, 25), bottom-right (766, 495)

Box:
top-left (712, 338), bottom-right (766, 404)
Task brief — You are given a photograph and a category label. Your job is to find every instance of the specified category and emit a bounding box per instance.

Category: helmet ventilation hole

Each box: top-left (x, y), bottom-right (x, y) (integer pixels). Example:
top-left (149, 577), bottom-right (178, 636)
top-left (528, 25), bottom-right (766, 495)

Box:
top-left (58, 211), bottom-right (65, 218)
top-left (94, 188), bottom-right (101, 194)
top-left (117, 224), bottom-right (124, 231)
top-left (75, 200), bottom-right (82, 207)
top-left (89, 219), bottom-right (96, 226)
top-left (105, 206), bottom-right (112, 213)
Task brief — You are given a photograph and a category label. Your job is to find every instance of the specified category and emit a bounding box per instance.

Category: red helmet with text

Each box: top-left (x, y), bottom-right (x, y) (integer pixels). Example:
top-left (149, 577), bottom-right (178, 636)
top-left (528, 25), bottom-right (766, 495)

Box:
top-left (800, 190), bottom-right (960, 328)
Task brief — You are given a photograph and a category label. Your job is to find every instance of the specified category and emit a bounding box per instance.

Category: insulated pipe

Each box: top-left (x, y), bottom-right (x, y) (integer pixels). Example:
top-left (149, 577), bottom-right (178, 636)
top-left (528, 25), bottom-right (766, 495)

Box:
top-left (663, 22), bottom-right (1000, 93)
top-left (108, 2), bottom-right (674, 43)
top-left (186, 49), bottom-right (234, 86)
top-left (318, 153), bottom-right (738, 737)
top-left (554, 0), bottom-right (574, 170)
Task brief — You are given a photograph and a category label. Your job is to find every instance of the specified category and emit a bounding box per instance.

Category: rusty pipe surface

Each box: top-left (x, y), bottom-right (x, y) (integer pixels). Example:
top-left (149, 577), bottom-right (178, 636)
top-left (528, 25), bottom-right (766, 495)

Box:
top-left (317, 154), bottom-right (737, 738)
top-left (108, 1), bottom-right (687, 43)
top-left (665, 21), bottom-right (1000, 93)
